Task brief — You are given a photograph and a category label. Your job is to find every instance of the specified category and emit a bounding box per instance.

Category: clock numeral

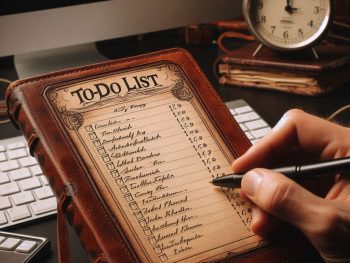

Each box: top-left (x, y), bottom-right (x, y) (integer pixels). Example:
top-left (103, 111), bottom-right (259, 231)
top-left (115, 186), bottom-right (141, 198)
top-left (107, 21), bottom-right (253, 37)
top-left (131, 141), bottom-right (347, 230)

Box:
top-left (314, 6), bottom-right (320, 14)
top-left (270, 26), bottom-right (276, 34)
top-left (283, 31), bottom-right (289, 39)
top-left (298, 28), bottom-right (304, 36)
top-left (308, 20), bottom-right (314, 28)
top-left (257, 1), bottom-right (263, 9)
top-left (260, 15), bottom-right (266, 23)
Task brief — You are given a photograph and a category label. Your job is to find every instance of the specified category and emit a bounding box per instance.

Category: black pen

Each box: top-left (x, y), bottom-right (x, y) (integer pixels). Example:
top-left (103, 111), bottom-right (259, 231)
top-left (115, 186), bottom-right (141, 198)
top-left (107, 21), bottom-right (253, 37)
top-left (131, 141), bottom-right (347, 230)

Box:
top-left (211, 156), bottom-right (350, 188)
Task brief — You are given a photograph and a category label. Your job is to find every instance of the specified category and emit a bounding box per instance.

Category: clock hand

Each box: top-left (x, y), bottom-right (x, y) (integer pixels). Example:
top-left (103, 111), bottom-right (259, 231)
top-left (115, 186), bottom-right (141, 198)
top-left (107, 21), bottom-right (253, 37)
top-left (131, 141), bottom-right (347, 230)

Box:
top-left (285, 6), bottom-right (292, 14)
top-left (285, 0), bottom-right (293, 14)
top-left (285, 0), bottom-right (299, 14)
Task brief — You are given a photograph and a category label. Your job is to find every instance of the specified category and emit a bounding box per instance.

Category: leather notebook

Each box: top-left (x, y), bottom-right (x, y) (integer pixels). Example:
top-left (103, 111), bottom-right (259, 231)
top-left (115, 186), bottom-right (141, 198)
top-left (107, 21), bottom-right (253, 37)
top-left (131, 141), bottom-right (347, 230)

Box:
top-left (217, 42), bottom-right (350, 96)
top-left (6, 49), bottom-right (319, 262)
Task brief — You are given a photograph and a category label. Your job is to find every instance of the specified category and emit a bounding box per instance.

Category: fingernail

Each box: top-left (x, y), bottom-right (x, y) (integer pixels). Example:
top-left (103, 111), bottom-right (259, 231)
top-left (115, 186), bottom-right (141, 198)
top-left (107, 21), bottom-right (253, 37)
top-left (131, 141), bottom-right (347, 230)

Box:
top-left (243, 170), bottom-right (263, 196)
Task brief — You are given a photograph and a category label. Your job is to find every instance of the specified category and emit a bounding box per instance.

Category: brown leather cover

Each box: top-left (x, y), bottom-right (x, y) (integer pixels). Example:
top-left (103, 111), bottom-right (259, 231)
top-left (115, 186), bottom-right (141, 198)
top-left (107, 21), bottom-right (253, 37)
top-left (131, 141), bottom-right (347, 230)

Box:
top-left (5, 48), bottom-right (319, 262)
top-left (217, 42), bottom-right (350, 96)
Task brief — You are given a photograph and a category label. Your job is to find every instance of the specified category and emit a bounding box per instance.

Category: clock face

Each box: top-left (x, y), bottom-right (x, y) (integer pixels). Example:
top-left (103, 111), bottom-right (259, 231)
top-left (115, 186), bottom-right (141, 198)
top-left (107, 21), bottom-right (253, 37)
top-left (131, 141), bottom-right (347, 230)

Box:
top-left (243, 0), bottom-right (332, 51)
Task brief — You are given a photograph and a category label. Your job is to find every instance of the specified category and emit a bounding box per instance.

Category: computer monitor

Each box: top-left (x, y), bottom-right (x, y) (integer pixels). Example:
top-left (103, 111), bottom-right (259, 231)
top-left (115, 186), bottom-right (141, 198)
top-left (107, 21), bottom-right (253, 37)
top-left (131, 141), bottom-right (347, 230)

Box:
top-left (0, 0), bottom-right (242, 78)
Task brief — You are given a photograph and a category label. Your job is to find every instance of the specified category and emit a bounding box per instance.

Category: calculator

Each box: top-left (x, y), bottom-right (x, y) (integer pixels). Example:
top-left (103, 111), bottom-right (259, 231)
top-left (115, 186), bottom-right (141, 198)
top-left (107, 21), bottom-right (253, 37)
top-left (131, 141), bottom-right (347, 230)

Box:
top-left (0, 231), bottom-right (50, 263)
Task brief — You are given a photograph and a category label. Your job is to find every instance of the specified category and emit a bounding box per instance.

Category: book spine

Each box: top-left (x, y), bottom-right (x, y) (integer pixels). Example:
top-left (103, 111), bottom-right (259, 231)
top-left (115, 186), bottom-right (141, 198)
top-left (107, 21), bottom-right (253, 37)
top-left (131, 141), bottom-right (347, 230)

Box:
top-left (6, 84), bottom-right (136, 263)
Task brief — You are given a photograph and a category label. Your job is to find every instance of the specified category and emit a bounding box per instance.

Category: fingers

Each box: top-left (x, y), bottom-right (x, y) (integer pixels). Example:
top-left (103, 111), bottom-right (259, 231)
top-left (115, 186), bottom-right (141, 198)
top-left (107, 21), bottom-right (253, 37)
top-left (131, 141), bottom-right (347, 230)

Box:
top-left (249, 205), bottom-right (285, 236)
top-left (241, 168), bottom-right (324, 232)
top-left (242, 168), bottom-right (350, 262)
top-left (232, 109), bottom-right (350, 262)
top-left (232, 109), bottom-right (349, 173)
top-left (240, 191), bottom-right (284, 236)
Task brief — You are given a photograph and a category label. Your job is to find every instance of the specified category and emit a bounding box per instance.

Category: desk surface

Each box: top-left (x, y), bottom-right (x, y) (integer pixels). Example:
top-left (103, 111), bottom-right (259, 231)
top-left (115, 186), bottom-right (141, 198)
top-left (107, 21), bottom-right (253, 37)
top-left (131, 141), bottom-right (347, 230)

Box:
top-left (1, 32), bottom-right (350, 262)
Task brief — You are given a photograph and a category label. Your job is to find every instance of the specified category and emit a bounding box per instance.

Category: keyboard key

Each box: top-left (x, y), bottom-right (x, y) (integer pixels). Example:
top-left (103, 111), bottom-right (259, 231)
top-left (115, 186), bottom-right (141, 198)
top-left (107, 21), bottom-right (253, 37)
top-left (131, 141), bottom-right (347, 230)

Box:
top-left (235, 105), bottom-right (253, 114)
top-left (0, 197), bottom-right (12, 210)
top-left (0, 172), bottom-right (10, 184)
top-left (12, 191), bottom-right (35, 205)
top-left (19, 177), bottom-right (41, 190)
top-left (0, 182), bottom-right (20, 195)
top-left (226, 99), bottom-right (271, 148)
top-left (244, 132), bottom-right (254, 140)
top-left (0, 235), bottom-right (5, 243)
top-left (0, 153), bottom-right (6, 162)
top-left (19, 157), bottom-right (37, 167)
top-left (7, 142), bottom-right (26, 150)
top-left (9, 168), bottom-right (32, 181)
top-left (7, 149), bottom-right (28, 160)
top-left (16, 240), bottom-right (37, 253)
top-left (8, 205), bottom-right (31, 222)
top-left (245, 119), bottom-right (268, 130)
top-left (251, 127), bottom-right (272, 139)
top-left (233, 112), bottom-right (259, 123)
top-left (250, 139), bottom-right (259, 145)
top-left (34, 186), bottom-right (54, 200)
top-left (0, 160), bottom-right (20, 172)
top-left (239, 123), bottom-right (248, 132)
top-left (30, 197), bottom-right (57, 215)
top-left (40, 175), bottom-right (49, 185)
top-left (229, 109), bottom-right (237, 115)
top-left (0, 212), bottom-right (7, 225)
top-left (30, 165), bottom-right (43, 176)
top-left (0, 136), bottom-right (57, 229)
top-left (0, 237), bottom-right (21, 250)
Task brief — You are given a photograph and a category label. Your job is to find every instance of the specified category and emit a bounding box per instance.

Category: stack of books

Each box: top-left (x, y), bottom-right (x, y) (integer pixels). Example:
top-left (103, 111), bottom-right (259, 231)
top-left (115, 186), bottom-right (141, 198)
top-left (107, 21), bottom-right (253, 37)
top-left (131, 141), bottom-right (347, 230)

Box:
top-left (217, 43), bottom-right (350, 96)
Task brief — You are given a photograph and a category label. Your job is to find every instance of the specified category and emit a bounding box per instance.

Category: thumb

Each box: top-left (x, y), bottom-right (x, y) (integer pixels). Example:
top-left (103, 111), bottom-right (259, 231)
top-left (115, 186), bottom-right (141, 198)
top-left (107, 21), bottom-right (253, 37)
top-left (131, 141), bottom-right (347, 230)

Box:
top-left (241, 168), bottom-right (324, 232)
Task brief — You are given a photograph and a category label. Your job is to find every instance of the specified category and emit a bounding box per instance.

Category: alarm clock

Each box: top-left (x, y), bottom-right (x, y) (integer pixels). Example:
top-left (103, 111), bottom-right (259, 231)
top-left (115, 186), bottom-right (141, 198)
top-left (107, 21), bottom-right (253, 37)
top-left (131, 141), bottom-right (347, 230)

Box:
top-left (242, 0), bottom-right (334, 56)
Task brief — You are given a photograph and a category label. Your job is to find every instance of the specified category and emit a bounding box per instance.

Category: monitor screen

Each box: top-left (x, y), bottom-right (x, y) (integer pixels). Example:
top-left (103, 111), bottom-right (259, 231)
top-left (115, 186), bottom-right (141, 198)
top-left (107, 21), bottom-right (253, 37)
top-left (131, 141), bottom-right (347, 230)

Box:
top-left (0, 0), bottom-right (242, 57)
top-left (1, 0), bottom-right (242, 78)
top-left (0, 1), bottom-right (108, 15)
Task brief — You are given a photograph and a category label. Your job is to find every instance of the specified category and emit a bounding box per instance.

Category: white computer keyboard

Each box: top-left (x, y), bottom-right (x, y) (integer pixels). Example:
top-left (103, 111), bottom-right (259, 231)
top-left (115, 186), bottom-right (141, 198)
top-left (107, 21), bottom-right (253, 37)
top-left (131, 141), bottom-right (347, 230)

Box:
top-left (226, 99), bottom-right (272, 144)
top-left (0, 136), bottom-right (56, 229)
top-left (0, 99), bottom-right (268, 229)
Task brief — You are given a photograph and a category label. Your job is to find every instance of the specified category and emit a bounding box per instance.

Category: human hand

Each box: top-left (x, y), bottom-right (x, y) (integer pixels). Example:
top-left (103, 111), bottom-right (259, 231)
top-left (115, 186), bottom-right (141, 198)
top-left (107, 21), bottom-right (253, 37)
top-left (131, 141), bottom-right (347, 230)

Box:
top-left (232, 109), bottom-right (350, 263)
